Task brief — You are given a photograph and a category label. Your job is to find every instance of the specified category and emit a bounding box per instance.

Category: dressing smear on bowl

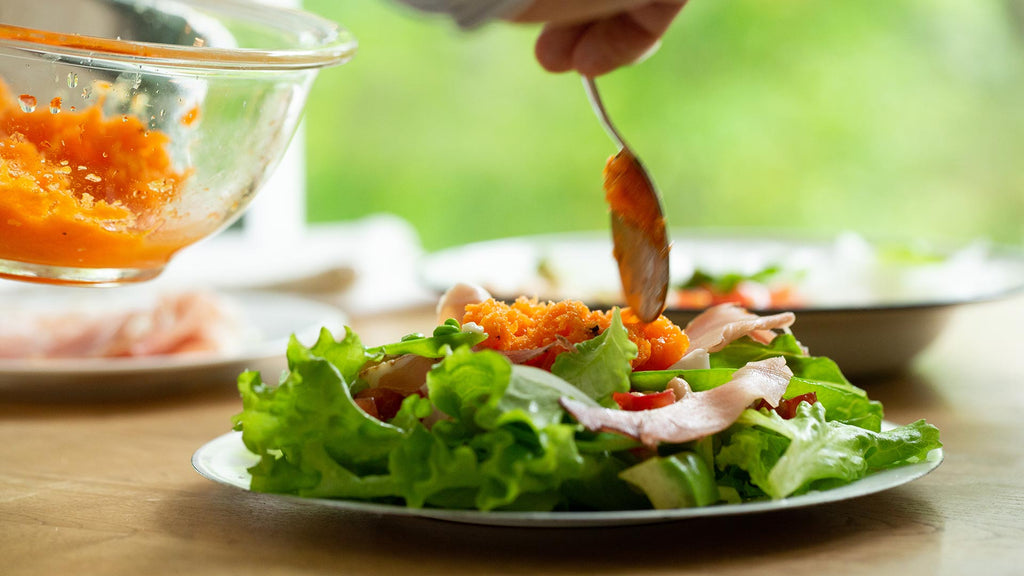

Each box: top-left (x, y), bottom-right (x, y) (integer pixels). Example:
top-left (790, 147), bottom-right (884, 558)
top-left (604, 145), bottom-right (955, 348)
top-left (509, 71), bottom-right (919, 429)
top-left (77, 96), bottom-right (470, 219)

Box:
top-left (0, 80), bottom-right (193, 276)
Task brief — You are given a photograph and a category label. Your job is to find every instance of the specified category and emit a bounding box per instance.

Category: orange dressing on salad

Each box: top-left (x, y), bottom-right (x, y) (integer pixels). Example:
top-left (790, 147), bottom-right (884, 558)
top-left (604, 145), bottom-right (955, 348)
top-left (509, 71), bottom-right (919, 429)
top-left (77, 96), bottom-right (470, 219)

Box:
top-left (0, 81), bottom-right (192, 273)
top-left (461, 297), bottom-right (689, 371)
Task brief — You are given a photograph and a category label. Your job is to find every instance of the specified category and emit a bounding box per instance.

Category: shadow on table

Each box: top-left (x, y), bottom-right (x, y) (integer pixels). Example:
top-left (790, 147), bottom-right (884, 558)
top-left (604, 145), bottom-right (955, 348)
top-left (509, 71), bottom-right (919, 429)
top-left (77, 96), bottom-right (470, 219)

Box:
top-left (0, 375), bottom-right (240, 419)
top-left (151, 482), bottom-right (943, 573)
top-left (853, 369), bottom-right (952, 423)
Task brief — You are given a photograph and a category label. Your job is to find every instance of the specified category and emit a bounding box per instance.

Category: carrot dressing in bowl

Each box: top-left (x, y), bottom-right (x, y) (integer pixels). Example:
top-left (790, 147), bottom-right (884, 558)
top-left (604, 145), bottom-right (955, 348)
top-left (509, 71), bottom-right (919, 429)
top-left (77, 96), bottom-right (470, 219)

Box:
top-left (0, 81), bottom-right (194, 274)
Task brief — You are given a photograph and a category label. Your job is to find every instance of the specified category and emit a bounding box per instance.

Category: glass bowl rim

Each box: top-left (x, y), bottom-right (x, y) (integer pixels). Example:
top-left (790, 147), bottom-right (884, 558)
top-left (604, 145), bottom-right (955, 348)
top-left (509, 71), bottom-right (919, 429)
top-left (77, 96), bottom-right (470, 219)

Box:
top-left (0, 0), bottom-right (357, 71)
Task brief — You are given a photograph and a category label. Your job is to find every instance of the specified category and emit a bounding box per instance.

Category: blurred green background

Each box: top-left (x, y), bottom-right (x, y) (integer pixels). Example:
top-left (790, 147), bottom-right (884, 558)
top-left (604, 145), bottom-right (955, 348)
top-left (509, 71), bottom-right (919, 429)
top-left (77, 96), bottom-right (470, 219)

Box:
top-left (299, 0), bottom-right (1024, 251)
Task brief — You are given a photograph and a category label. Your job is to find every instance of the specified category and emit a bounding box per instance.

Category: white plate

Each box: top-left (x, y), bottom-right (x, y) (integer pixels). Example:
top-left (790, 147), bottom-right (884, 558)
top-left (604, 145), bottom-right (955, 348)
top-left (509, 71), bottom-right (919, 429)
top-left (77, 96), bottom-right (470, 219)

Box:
top-left (192, 429), bottom-right (944, 528)
top-left (419, 230), bottom-right (1024, 376)
top-left (0, 291), bottom-right (346, 401)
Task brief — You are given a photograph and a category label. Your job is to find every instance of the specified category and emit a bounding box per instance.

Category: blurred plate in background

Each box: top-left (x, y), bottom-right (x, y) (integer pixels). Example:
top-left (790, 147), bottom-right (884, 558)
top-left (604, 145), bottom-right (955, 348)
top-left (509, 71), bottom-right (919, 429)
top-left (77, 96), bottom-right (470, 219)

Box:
top-left (419, 230), bottom-right (1024, 377)
top-left (0, 290), bottom-right (346, 401)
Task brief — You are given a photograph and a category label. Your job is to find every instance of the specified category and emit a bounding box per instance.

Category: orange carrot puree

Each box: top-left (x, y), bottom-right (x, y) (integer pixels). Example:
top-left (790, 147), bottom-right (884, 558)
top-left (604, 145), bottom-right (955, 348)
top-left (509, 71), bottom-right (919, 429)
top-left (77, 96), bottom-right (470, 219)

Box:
top-left (461, 297), bottom-right (689, 371)
top-left (0, 81), bottom-right (191, 271)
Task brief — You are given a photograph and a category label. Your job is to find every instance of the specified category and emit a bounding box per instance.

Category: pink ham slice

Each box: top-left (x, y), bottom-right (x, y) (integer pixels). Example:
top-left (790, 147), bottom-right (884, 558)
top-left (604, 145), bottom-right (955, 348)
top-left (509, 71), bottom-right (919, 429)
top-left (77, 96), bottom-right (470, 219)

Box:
top-left (560, 357), bottom-right (793, 447)
top-left (359, 354), bottom-right (437, 395)
top-left (497, 336), bottom-right (576, 365)
top-left (0, 291), bottom-right (240, 359)
top-left (111, 291), bottom-right (240, 357)
top-left (685, 304), bottom-right (796, 352)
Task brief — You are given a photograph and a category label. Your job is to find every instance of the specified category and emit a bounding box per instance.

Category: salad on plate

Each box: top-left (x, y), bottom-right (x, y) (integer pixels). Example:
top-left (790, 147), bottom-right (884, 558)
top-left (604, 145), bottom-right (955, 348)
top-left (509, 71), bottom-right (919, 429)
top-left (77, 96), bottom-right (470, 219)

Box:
top-left (229, 283), bottom-right (941, 512)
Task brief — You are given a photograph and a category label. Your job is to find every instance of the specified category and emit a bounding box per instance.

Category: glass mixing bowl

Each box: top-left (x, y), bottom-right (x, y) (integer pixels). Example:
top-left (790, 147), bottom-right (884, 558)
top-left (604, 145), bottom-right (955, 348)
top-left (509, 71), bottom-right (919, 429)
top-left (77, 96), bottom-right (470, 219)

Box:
top-left (0, 0), bottom-right (355, 285)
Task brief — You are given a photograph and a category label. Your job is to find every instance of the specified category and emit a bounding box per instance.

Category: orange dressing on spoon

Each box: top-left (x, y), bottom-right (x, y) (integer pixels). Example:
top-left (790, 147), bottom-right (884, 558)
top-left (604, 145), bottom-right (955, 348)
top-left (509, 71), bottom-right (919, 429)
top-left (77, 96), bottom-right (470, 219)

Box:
top-left (602, 150), bottom-right (667, 247)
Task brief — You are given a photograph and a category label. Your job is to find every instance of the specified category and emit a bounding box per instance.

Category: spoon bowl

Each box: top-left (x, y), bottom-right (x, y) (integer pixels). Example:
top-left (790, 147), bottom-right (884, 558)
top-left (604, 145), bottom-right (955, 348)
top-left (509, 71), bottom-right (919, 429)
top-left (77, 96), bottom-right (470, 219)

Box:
top-left (583, 76), bottom-right (670, 322)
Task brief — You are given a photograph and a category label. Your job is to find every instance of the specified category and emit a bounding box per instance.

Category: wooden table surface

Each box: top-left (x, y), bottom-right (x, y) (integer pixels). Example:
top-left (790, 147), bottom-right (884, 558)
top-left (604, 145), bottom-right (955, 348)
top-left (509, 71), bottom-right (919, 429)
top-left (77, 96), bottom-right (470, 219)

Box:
top-left (3, 295), bottom-right (1023, 576)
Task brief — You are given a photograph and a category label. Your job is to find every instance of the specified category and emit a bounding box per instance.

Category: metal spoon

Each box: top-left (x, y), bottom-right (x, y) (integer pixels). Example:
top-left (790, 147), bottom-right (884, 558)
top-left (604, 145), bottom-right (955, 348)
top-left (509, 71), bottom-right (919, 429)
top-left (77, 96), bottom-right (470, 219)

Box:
top-left (582, 75), bottom-right (670, 323)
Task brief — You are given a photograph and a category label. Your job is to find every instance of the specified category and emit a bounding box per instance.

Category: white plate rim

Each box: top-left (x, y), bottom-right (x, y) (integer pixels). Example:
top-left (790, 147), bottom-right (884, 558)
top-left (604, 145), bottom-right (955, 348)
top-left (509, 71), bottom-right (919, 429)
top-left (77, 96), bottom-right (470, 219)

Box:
top-left (192, 427), bottom-right (944, 528)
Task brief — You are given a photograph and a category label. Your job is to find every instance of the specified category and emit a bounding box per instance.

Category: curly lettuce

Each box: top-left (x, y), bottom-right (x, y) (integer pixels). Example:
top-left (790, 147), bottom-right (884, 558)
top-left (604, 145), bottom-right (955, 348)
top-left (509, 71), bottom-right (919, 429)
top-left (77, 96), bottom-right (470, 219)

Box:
top-left (231, 313), bottom-right (940, 512)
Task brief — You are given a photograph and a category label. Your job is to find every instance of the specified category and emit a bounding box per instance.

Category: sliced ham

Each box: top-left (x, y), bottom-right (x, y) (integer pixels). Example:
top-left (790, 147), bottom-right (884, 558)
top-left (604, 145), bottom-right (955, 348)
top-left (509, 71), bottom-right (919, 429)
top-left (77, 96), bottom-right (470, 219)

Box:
top-left (667, 305), bottom-right (795, 370)
top-left (684, 304), bottom-right (795, 352)
top-left (560, 357), bottom-right (793, 447)
top-left (0, 314), bottom-right (122, 359)
top-left (359, 354), bottom-right (437, 395)
top-left (0, 291), bottom-right (241, 359)
top-left (498, 336), bottom-right (576, 365)
top-left (672, 348), bottom-right (710, 370)
top-left (110, 291), bottom-right (241, 357)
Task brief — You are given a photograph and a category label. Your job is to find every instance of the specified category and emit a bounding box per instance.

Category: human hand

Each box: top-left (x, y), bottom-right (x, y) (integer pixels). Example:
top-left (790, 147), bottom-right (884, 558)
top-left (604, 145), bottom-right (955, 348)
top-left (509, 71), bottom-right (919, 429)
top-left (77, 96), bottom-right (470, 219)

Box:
top-left (512, 0), bottom-right (688, 76)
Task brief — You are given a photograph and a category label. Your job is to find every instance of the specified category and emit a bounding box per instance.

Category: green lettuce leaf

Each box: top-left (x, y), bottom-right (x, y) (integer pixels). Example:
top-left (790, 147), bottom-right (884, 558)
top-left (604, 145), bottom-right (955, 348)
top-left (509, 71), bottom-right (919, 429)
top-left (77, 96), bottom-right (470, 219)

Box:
top-left (233, 335), bottom-right (405, 471)
top-left (712, 333), bottom-right (849, 384)
top-left (679, 265), bottom-right (783, 293)
top-left (619, 452), bottom-right (720, 509)
top-left (718, 402), bottom-right (942, 499)
top-left (471, 424), bottom-right (584, 511)
top-left (232, 334), bottom-right (409, 498)
top-left (231, 316), bottom-right (941, 513)
top-left (550, 308), bottom-right (637, 404)
top-left (424, 347), bottom-right (599, 441)
top-left (393, 346), bottom-right (596, 510)
top-left (697, 332), bottom-right (882, 430)
top-left (308, 327), bottom-right (378, 384)
top-left (388, 424), bottom-right (483, 508)
top-left (631, 367), bottom-right (882, 430)
top-left (369, 319), bottom-right (487, 359)
top-left (784, 377), bottom-right (884, 431)
top-left (630, 368), bottom-right (736, 393)
top-left (427, 346), bottom-right (512, 427)
top-left (559, 453), bottom-right (651, 510)
top-left (488, 364), bottom-right (601, 430)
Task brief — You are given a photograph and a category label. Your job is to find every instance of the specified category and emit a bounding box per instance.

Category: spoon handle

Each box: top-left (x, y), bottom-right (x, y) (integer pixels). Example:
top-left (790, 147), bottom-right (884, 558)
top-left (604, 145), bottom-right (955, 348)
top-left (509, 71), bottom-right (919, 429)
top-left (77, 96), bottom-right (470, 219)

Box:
top-left (582, 76), bottom-right (628, 152)
top-left (583, 75), bottom-right (670, 323)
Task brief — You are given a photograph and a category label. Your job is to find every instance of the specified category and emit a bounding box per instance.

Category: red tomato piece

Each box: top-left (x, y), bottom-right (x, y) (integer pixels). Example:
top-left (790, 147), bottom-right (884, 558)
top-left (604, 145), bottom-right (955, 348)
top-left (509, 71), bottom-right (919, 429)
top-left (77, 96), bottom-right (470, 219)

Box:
top-left (674, 288), bottom-right (714, 309)
top-left (777, 392), bottom-right (818, 419)
top-left (354, 388), bottom-right (406, 421)
top-left (755, 392), bottom-right (818, 419)
top-left (612, 390), bottom-right (676, 411)
top-left (353, 396), bottom-right (379, 419)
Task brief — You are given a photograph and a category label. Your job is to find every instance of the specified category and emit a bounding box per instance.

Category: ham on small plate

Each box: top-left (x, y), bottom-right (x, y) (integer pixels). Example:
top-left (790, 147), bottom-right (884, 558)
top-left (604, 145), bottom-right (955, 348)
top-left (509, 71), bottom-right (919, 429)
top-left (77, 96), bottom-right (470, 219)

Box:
top-left (0, 288), bottom-right (346, 400)
top-left (0, 291), bottom-right (245, 360)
